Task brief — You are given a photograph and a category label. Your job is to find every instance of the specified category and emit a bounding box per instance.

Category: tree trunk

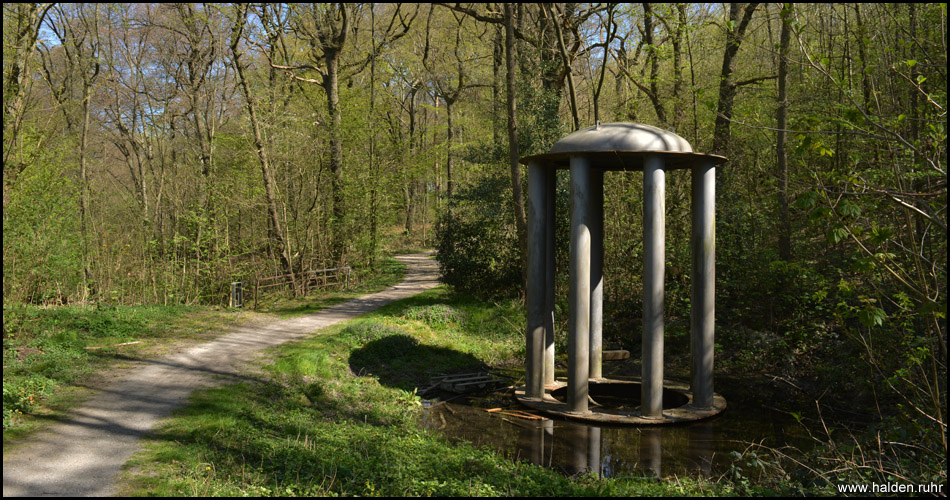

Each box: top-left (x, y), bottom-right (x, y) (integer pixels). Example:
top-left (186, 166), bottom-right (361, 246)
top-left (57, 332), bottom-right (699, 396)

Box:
top-left (777, 3), bottom-right (792, 261)
top-left (536, 3), bottom-right (567, 145)
top-left (593, 4), bottom-right (616, 124)
top-left (405, 83), bottom-right (420, 236)
top-left (324, 49), bottom-right (346, 263)
top-left (492, 23), bottom-right (503, 147)
top-left (853, 4), bottom-right (872, 112)
top-left (505, 2), bottom-right (528, 281)
top-left (685, 5), bottom-right (699, 143)
top-left (545, 3), bottom-right (579, 131)
top-left (643, 3), bottom-right (667, 125)
top-left (671, 4), bottom-right (687, 130)
top-left (79, 87), bottom-right (92, 300)
top-left (445, 97), bottom-right (454, 200)
top-left (369, 4), bottom-right (379, 268)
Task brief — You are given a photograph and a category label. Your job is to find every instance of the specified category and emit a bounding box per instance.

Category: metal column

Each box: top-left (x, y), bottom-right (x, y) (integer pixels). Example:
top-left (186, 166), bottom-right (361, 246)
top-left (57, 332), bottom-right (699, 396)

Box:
top-left (690, 160), bottom-right (716, 408)
top-left (526, 161), bottom-right (547, 399)
top-left (544, 168), bottom-right (557, 386)
top-left (642, 155), bottom-right (665, 418)
top-left (590, 168), bottom-right (604, 380)
top-left (568, 155), bottom-right (591, 413)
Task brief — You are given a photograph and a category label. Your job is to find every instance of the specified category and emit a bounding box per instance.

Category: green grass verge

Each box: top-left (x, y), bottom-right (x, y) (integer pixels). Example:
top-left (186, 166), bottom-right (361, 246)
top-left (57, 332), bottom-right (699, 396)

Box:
top-left (118, 287), bottom-right (729, 496)
top-left (2, 302), bottom-right (257, 441)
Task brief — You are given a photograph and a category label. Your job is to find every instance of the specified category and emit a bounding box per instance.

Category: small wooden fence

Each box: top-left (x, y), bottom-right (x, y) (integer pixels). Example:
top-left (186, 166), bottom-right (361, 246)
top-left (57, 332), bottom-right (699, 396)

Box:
top-left (253, 267), bottom-right (352, 309)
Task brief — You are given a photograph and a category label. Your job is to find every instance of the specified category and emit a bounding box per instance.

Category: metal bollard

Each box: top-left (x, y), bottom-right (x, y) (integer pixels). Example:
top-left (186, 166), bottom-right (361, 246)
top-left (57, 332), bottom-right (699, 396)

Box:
top-left (230, 282), bottom-right (243, 308)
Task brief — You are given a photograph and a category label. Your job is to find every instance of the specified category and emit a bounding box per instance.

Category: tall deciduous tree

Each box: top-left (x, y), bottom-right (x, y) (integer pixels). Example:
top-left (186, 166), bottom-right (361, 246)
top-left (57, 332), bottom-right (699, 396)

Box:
top-left (229, 3), bottom-right (293, 278)
top-left (776, 3), bottom-right (791, 261)
top-left (543, 3), bottom-right (580, 131)
top-left (423, 6), bottom-right (472, 202)
top-left (641, 3), bottom-right (666, 125)
top-left (589, 3), bottom-right (616, 125)
top-left (504, 2), bottom-right (527, 279)
top-left (3, 3), bottom-right (52, 193)
top-left (282, 3), bottom-right (350, 264)
top-left (43, 4), bottom-right (103, 300)
top-left (711, 2), bottom-right (758, 155)
top-left (279, 3), bottom-right (413, 264)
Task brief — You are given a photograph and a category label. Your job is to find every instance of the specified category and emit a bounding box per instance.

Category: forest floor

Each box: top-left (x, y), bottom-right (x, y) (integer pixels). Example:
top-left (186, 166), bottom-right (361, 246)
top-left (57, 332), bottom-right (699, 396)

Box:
top-left (1, 253), bottom-right (439, 496)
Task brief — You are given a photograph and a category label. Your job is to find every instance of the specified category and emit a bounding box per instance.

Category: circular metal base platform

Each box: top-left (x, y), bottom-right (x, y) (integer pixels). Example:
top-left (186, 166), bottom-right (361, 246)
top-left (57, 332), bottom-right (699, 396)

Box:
top-left (515, 378), bottom-right (726, 425)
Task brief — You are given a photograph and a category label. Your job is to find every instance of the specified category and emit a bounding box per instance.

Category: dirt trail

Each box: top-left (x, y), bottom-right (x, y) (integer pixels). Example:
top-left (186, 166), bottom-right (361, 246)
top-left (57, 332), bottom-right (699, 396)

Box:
top-left (2, 253), bottom-right (439, 497)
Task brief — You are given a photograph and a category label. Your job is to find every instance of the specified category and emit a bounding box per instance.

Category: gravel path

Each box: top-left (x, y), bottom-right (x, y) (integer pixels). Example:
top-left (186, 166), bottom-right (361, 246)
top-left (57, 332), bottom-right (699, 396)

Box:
top-left (2, 253), bottom-right (439, 497)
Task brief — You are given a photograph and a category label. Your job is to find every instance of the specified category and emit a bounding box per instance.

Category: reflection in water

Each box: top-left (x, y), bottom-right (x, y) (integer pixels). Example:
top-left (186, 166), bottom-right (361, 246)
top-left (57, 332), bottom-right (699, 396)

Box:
top-left (520, 418), bottom-right (554, 468)
top-left (689, 421), bottom-right (715, 476)
top-left (536, 421), bottom-right (712, 477)
top-left (639, 428), bottom-right (663, 477)
top-left (420, 398), bottom-right (810, 479)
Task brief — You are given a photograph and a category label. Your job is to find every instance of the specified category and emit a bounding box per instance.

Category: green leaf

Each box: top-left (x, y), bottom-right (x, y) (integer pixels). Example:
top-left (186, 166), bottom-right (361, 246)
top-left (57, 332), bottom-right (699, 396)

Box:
top-left (795, 134), bottom-right (814, 155)
top-left (843, 108), bottom-right (862, 123)
top-left (838, 200), bottom-right (861, 218)
top-left (854, 257), bottom-right (876, 272)
top-left (794, 190), bottom-right (818, 210)
top-left (858, 305), bottom-right (886, 328)
top-left (904, 59), bottom-right (917, 68)
top-left (826, 226), bottom-right (848, 245)
top-left (916, 74), bottom-right (927, 84)
top-left (868, 225), bottom-right (894, 245)
top-left (809, 206), bottom-right (832, 222)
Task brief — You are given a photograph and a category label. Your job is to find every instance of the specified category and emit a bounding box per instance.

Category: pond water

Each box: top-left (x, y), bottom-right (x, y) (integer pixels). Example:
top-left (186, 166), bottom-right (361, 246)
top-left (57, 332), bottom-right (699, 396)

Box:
top-left (419, 380), bottom-right (815, 479)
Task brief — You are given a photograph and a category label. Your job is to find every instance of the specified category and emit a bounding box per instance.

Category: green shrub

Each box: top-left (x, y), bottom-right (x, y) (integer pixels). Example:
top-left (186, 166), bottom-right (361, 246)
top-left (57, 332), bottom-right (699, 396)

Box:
top-left (401, 304), bottom-right (465, 327)
top-left (435, 174), bottom-right (522, 298)
top-left (3, 376), bottom-right (57, 429)
top-left (339, 322), bottom-right (405, 346)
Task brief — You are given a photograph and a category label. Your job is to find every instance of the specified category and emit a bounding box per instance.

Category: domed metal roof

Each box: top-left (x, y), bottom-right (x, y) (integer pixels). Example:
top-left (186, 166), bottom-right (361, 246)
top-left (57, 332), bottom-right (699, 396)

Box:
top-left (520, 122), bottom-right (726, 170)
top-left (549, 122), bottom-right (693, 154)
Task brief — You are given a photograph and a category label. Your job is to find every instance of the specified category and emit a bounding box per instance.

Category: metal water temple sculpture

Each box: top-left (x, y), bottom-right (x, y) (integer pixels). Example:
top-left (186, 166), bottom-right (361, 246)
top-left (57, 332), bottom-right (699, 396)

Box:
top-left (516, 122), bottom-right (727, 424)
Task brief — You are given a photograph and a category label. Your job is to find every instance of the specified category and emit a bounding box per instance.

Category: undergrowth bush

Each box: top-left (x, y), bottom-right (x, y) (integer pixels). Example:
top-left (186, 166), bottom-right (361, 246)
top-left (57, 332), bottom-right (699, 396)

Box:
top-left (436, 174), bottom-right (521, 298)
top-left (401, 304), bottom-right (466, 327)
top-left (339, 322), bottom-right (405, 347)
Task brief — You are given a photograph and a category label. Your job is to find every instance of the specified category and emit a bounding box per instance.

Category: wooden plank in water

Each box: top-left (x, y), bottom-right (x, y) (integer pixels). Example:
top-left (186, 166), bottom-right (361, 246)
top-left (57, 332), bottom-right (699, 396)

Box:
top-left (602, 349), bottom-right (630, 361)
top-left (484, 408), bottom-right (547, 420)
top-left (454, 377), bottom-right (502, 387)
top-left (439, 373), bottom-right (494, 384)
top-left (441, 378), bottom-right (504, 393)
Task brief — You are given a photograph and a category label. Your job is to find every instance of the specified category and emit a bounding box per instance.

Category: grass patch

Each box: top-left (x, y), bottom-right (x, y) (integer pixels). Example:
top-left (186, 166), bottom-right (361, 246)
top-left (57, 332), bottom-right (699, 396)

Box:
top-left (119, 287), bottom-right (729, 496)
top-left (2, 303), bottom-right (253, 441)
top-left (402, 303), bottom-right (467, 327)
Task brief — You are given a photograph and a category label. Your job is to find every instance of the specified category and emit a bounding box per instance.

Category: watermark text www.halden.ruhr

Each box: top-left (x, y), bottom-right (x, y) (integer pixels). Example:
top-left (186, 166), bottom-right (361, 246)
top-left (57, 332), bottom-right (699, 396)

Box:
top-left (836, 481), bottom-right (944, 495)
